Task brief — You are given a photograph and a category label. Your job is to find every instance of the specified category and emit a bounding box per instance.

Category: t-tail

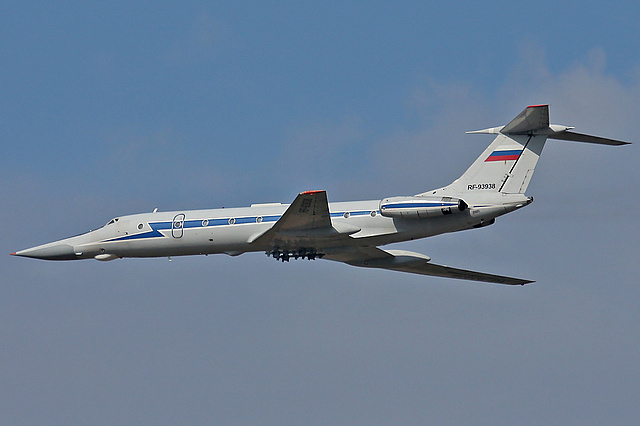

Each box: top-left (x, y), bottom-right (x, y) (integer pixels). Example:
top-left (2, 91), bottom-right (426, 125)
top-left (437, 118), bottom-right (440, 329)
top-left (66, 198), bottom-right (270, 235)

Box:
top-left (418, 104), bottom-right (630, 199)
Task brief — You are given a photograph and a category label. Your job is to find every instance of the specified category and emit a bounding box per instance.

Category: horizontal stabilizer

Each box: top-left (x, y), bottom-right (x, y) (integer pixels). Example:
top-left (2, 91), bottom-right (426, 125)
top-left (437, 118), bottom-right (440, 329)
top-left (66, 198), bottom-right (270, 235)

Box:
top-left (466, 104), bottom-right (631, 145)
top-left (549, 130), bottom-right (631, 146)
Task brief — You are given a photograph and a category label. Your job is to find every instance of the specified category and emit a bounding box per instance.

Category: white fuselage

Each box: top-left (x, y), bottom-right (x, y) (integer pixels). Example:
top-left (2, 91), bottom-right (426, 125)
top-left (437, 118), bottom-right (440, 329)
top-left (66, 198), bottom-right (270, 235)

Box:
top-left (15, 194), bottom-right (531, 261)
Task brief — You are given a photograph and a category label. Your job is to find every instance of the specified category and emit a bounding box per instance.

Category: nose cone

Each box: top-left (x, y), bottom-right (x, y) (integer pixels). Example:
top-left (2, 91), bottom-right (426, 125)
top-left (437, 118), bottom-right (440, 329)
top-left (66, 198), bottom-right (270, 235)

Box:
top-left (12, 243), bottom-right (78, 260)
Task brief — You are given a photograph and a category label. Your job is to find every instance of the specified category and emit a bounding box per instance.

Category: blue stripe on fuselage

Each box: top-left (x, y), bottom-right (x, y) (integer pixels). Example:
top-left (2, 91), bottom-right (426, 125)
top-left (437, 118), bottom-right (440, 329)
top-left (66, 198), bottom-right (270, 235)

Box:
top-left (105, 222), bottom-right (172, 242)
top-left (103, 210), bottom-right (379, 243)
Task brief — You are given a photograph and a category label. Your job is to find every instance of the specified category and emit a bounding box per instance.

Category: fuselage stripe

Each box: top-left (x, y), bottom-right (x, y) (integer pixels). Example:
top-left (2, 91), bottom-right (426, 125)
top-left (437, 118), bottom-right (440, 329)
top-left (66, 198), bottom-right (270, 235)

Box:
top-left (103, 210), bottom-right (379, 243)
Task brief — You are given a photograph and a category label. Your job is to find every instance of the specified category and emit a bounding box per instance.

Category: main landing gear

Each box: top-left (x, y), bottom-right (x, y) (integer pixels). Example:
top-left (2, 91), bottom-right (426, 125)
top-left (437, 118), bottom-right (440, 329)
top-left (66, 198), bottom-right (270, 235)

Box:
top-left (266, 249), bottom-right (325, 262)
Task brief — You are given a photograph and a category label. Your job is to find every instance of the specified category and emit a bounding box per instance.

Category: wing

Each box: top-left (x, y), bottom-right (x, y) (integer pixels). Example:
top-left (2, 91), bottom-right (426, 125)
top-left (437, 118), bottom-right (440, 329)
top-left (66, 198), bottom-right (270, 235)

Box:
top-left (323, 246), bottom-right (533, 285)
top-left (252, 191), bottom-right (531, 284)
top-left (250, 190), bottom-right (359, 248)
top-left (269, 190), bottom-right (331, 232)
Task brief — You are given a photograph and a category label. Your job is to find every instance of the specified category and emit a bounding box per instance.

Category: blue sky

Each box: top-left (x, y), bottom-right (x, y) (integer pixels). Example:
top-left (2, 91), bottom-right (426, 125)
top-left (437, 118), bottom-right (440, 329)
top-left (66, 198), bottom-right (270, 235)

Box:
top-left (2, 2), bottom-right (639, 424)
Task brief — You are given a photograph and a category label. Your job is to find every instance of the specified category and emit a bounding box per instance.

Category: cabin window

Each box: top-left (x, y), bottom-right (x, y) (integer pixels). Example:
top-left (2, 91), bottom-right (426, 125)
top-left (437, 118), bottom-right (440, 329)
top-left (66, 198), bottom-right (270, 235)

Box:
top-left (138, 223), bottom-right (143, 230)
top-left (228, 218), bottom-right (235, 225)
top-left (370, 211), bottom-right (377, 217)
top-left (256, 216), bottom-right (263, 223)
top-left (343, 212), bottom-right (350, 219)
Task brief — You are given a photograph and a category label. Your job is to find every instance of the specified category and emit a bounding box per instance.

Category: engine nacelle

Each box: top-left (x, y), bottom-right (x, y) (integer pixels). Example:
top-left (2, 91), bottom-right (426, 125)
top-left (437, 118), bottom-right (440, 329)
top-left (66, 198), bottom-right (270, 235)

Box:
top-left (379, 196), bottom-right (467, 219)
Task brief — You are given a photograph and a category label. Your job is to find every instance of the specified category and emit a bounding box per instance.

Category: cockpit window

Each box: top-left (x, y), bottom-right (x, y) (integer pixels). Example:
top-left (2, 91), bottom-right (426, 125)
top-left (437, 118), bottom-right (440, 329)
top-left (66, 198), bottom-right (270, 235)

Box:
top-left (106, 218), bottom-right (120, 226)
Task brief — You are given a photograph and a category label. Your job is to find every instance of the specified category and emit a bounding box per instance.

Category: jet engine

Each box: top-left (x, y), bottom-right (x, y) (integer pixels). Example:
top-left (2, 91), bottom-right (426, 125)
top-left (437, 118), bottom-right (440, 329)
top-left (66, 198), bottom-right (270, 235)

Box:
top-left (379, 196), bottom-right (467, 219)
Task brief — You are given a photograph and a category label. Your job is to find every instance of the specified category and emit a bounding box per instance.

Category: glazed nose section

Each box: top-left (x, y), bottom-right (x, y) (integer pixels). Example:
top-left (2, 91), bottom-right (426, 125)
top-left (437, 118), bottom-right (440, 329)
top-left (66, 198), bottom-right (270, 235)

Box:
top-left (11, 243), bottom-right (78, 260)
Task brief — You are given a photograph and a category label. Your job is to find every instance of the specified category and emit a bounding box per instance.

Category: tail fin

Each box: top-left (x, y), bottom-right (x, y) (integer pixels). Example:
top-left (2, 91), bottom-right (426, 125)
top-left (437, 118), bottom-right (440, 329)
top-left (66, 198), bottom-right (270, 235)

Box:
top-left (419, 105), bottom-right (630, 198)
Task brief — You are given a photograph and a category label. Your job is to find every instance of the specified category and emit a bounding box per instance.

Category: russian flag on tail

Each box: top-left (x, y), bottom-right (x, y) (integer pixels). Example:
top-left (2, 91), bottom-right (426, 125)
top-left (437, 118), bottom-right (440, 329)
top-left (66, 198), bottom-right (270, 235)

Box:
top-left (485, 149), bottom-right (523, 162)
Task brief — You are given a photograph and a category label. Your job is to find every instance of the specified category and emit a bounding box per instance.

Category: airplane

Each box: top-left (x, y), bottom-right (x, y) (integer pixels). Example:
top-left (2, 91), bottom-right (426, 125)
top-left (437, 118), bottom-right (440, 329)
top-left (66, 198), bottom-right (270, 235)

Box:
top-left (11, 105), bottom-right (630, 285)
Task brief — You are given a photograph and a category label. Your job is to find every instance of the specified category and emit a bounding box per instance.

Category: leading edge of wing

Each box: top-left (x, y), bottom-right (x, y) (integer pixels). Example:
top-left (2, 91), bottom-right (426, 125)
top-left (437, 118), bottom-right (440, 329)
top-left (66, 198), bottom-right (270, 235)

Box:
top-left (324, 246), bottom-right (534, 285)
